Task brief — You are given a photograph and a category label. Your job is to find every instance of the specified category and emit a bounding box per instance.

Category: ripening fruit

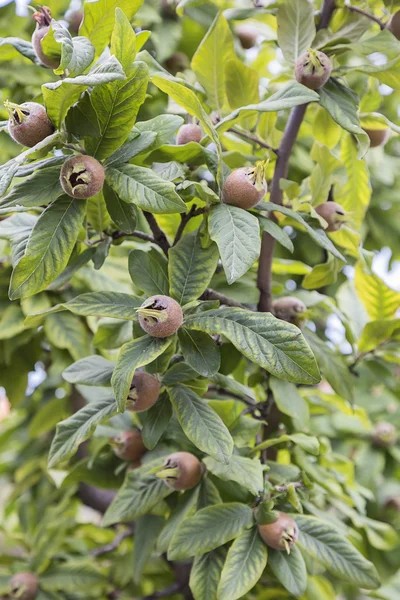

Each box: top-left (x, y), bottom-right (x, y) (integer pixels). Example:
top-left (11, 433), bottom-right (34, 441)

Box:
top-left (176, 123), bottom-right (202, 145)
top-left (164, 52), bottom-right (189, 75)
top-left (138, 295), bottom-right (183, 338)
top-left (373, 422), bottom-right (398, 448)
top-left (364, 128), bottom-right (390, 148)
top-left (295, 48), bottom-right (332, 90)
top-left (273, 296), bottom-right (306, 324)
top-left (126, 371), bottom-right (160, 412)
top-left (60, 155), bottom-right (105, 199)
top-left (5, 101), bottom-right (54, 147)
top-left (223, 162), bottom-right (268, 209)
top-left (258, 513), bottom-right (299, 553)
top-left (66, 9), bottom-right (83, 34)
top-left (315, 201), bottom-right (346, 232)
top-left (32, 6), bottom-right (60, 69)
top-left (9, 572), bottom-right (39, 600)
top-left (112, 430), bottom-right (146, 461)
top-left (388, 11), bottom-right (400, 40)
top-left (236, 23), bottom-right (258, 49)
top-left (156, 452), bottom-right (203, 490)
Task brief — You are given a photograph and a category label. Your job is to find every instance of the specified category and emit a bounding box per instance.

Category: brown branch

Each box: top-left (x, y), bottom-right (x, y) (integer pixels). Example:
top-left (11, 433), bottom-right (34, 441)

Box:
top-left (78, 483), bottom-right (116, 514)
top-left (205, 385), bottom-right (256, 407)
top-left (112, 230), bottom-right (157, 244)
top-left (318, 0), bottom-right (336, 30)
top-left (200, 288), bottom-right (248, 309)
top-left (173, 205), bottom-right (207, 245)
top-left (91, 524), bottom-right (135, 556)
top-left (143, 582), bottom-right (187, 600)
top-left (143, 212), bottom-right (171, 256)
top-left (346, 5), bottom-right (385, 30)
top-left (229, 128), bottom-right (278, 155)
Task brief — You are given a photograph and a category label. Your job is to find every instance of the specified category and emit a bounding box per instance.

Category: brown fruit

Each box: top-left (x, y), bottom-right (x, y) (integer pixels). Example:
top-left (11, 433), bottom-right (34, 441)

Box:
top-left (126, 371), bottom-right (160, 412)
top-left (236, 23), bottom-right (258, 49)
top-left (161, 0), bottom-right (178, 19)
top-left (156, 452), bottom-right (203, 490)
top-left (273, 296), bottom-right (306, 323)
top-left (223, 162), bottom-right (268, 209)
top-left (112, 430), bottom-right (146, 461)
top-left (388, 11), bottom-right (400, 40)
top-left (258, 512), bottom-right (299, 552)
top-left (176, 124), bottom-right (202, 145)
top-left (32, 6), bottom-right (60, 69)
top-left (315, 201), bottom-right (346, 232)
top-left (164, 52), bottom-right (189, 75)
top-left (364, 128), bottom-right (390, 148)
top-left (138, 295), bottom-right (183, 338)
top-left (295, 48), bottom-right (331, 90)
top-left (60, 155), bottom-right (105, 199)
top-left (6, 101), bottom-right (54, 148)
top-left (9, 572), bottom-right (39, 600)
top-left (66, 9), bottom-right (83, 34)
top-left (373, 422), bottom-right (398, 448)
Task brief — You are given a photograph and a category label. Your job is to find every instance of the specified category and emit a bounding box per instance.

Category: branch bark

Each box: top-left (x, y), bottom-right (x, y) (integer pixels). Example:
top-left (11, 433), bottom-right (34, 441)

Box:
top-left (91, 524), bottom-right (134, 556)
top-left (143, 212), bottom-right (171, 256)
top-left (200, 288), bottom-right (248, 309)
top-left (346, 5), bottom-right (385, 30)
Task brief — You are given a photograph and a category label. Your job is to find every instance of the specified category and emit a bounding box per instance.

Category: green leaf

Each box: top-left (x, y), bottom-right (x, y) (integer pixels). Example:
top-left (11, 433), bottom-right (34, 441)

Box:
top-left (178, 328), bottom-right (221, 377)
top-left (129, 248), bottom-right (169, 296)
top-left (169, 230), bottom-right (219, 304)
top-left (140, 391), bottom-right (173, 450)
top-left (28, 397), bottom-right (68, 439)
top-left (133, 515), bottom-right (165, 584)
top-left (48, 395), bottom-right (117, 467)
top-left (0, 304), bottom-right (25, 339)
top-left (87, 191), bottom-right (112, 233)
top-left (103, 472), bottom-right (174, 526)
top-left (354, 261), bottom-right (400, 321)
top-left (269, 377), bottom-right (309, 425)
top-left (168, 385), bottom-right (233, 463)
top-left (42, 21), bottom-right (95, 76)
top-left (112, 336), bottom-right (173, 411)
top-left (277, 0), bottom-right (316, 65)
top-left (63, 356), bottom-right (115, 386)
top-left (295, 514), bottom-right (380, 589)
top-left (185, 308), bottom-right (320, 385)
top-left (258, 216), bottom-right (294, 253)
top-left (302, 255), bottom-right (343, 290)
top-left (252, 433), bottom-right (319, 456)
top-left (0, 166), bottom-right (62, 209)
top-left (44, 312), bottom-right (90, 361)
top-left (106, 164), bottom-right (187, 214)
top-left (168, 502), bottom-right (254, 560)
top-left (103, 182), bottom-right (138, 233)
top-left (358, 319), bottom-right (400, 353)
top-left (225, 58), bottom-right (259, 113)
top-left (203, 455), bottom-right (264, 496)
top-left (39, 563), bottom-right (106, 594)
top-left (209, 204), bottom-right (261, 284)
top-left (87, 61), bottom-right (149, 160)
top-left (217, 527), bottom-right (268, 600)
top-left (104, 131), bottom-right (156, 167)
top-left (191, 12), bottom-right (235, 112)
top-left (190, 548), bottom-right (226, 600)
top-left (268, 545), bottom-right (307, 597)
top-left (65, 92), bottom-right (100, 138)
top-left (9, 196), bottom-right (86, 300)
top-left (135, 114), bottom-right (184, 150)
top-left (0, 36), bottom-right (37, 62)
top-left (80, 0), bottom-right (143, 56)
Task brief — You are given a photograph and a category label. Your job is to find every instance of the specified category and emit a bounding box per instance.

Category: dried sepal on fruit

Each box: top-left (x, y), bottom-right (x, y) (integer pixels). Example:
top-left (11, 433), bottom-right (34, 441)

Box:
top-left (32, 6), bottom-right (60, 69)
top-left (5, 101), bottom-right (54, 147)
top-left (315, 201), bottom-right (346, 232)
top-left (176, 123), bottom-right (202, 145)
top-left (60, 155), bottom-right (105, 199)
top-left (223, 160), bottom-right (268, 209)
top-left (9, 572), bottom-right (39, 600)
top-left (126, 371), bottom-right (160, 412)
top-left (137, 295), bottom-right (183, 338)
top-left (156, 452), bottom-right (203, 490)
top-left (112, 430), bottom-right (147, 461)
top-left (258, 512), bottom-right (299, 553)
top-left (273, 296), bottom-right (307, 324)
top-left (295, 48), bottom-right (331, 90)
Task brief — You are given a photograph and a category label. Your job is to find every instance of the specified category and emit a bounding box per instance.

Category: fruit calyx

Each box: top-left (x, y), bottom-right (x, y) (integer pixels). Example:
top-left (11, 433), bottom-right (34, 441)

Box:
top-left (247, 160), bottom-right (268, 192)
top-left (60, 155), bottom-right (105, 199)
top-left (4, 100), bottom-right (30, 126)
top-left (9, 572), bottom-right (39, 600)
top-left (32, 5), bottom-right (52, 28)
top-left (137, 300), bottom-right (169, 325)
top-left (258, 512), bottom-right (299, 553)
top-left (137, 295), bottom-right (183, 338)
top-left (301, 47), bottom-right (326, 77)
top-left (155, 452), bottom-right (203, 490)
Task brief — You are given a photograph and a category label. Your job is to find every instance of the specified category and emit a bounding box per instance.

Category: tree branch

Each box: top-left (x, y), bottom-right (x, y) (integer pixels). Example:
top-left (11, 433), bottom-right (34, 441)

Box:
top-left (173, 205), bottom-right (206, 245)
top-left (143, 212), bottom-right (171, 256)
top-left (229, 128), bottom-right (278, 155)
top-left (318, 0), bottom-right (336, 30)
top-left (346, 5), bottom-right (385, 30)
top-left (91, 524), bottom-right (135, 556)
top-left (205, 385), bottom-right (256, 407)
top-left (200, 288), bottom-right (248, 309)
top-left (143, 582), bottom-right (186, 600)
top-left (112, 230), bottom-right (156, 244)
top-left (78, 483), bottom-right (116, 514)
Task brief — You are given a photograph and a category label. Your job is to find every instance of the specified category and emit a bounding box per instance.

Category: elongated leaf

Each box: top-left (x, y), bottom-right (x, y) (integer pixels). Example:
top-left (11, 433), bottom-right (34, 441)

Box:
top-left (354, 261), bottom-right (400, 321)
top-left (168, 385), bottom-right (233, 463)
top-left (203, 455), bottom-right (264, 496)
top-left (168, 502), bottom-right (254, 560)
top-left (44, 312), bottom-right (90, 361)
top-left (129, 248), bottom-right (169, 296)
top-left (63, 356), bottom-right (115, 386)
top-left (48, 395), bottom-right (117, 467)
top-left (269, 377), bottom-right (309, 425)
top-left (189, 548), bottom-right (226, 600)
top-left (0, 167), bottom-right (62, 209)
top-left (140, 391), bottom-right (173, 449)
top-left (133, 515), bottom-right (165, 583)
top-left (169, 230), bottom-right (219, 304)
top-left (106, 164), bottom-right (187, 214)
top-left (277, 0), bottom-right (316, 65)
top-left (103, 472), bottom-right (173, 526)
top-left (0, 36), bottom-right (38, 62)
top-left (268, 545), bottom-right (307, 597)
top-left (135, 114), bottom-right (184, 150)
top-left (104, 131), bottom-right (156, 167)
top-left (103, 182), bottom-right (138, 233)
top-left (209, 204), bottom-right (261, 284)
top-left (157, 488), bottom-right (200, 554)
top-left (9, 196), bottom-right (86, 300)
top-left (225, 58), bottom-right (259, 114)
top-left (218, 527), bottom-right (268, 600)
top-left (65, 92), bottom-right (100, 138)
top-left (185, 308), bottom-right (320, 384)
top-left (258, 216), bottom-right (294, 253)
top-left (178, 328), bottom-right (220, 377)
top-left (112, 336), bottom-right (173, 411)
top-left (295, 514), bottom-right (380, 589)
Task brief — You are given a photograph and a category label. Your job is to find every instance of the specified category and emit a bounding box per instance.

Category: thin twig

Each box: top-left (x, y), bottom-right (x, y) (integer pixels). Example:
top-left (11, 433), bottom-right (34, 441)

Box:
top-left (200, 288), bottom-right (249, 309)
top-left (229, 128), bottom-right (279, 155)
top-left (173, 205), bottom-right (207, 245)
top-left (143, 582), bottom-right (186, 600)
top-left (91, 525), bottom-right (135, 556)
top-left (206, 385), bottom-right (256, 406)
top-left (144, 212), bottom-right (171, 256)
top-left (346, 5), bottom-right (385, 30)
top-left (112, 230), bottom-right (156, 244)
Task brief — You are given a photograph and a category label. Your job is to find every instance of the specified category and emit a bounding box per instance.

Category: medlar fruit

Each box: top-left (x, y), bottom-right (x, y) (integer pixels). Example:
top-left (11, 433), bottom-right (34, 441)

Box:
top-left (364, 128), bottom-right (390, 148)
top-left (273, 296), bottom-right (306, 324)
top-left (295, 48), bottom-right (332, 90)
top-left (126, 371), bottom-right (160, 412)
top-left (156, 452), bottom-right (203, 490)
top-left (223, 161), bottom-right (268, 209)
top-left (315, 201), bottom-right (346, 232)
top-left (60, 155), bottom-right (105, 199)
top-left (258, 512), bottom-right (299, 552)
top-left (32, 6), bottom-right (60, 69)
top-left (388, 10), bottom-right (400, 40)
top-left (66, 9), bottom-right (83, 34)
top-left (164, 52), bottom-right (189, 75)
top-left (236, 23), bottom-right (258, 49)
top-left (5, 101), bottom-right (54, 148)
top-left (138, 295), bottom-right (183, 338)
top-left (176, 123), bottom-right (202, 145)
top-left (372, 422), bottom-right (398, 448)
top-left (9, 572), bottom-right (39, 600)
top-left (112, 430), bottom-right (146, 461)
